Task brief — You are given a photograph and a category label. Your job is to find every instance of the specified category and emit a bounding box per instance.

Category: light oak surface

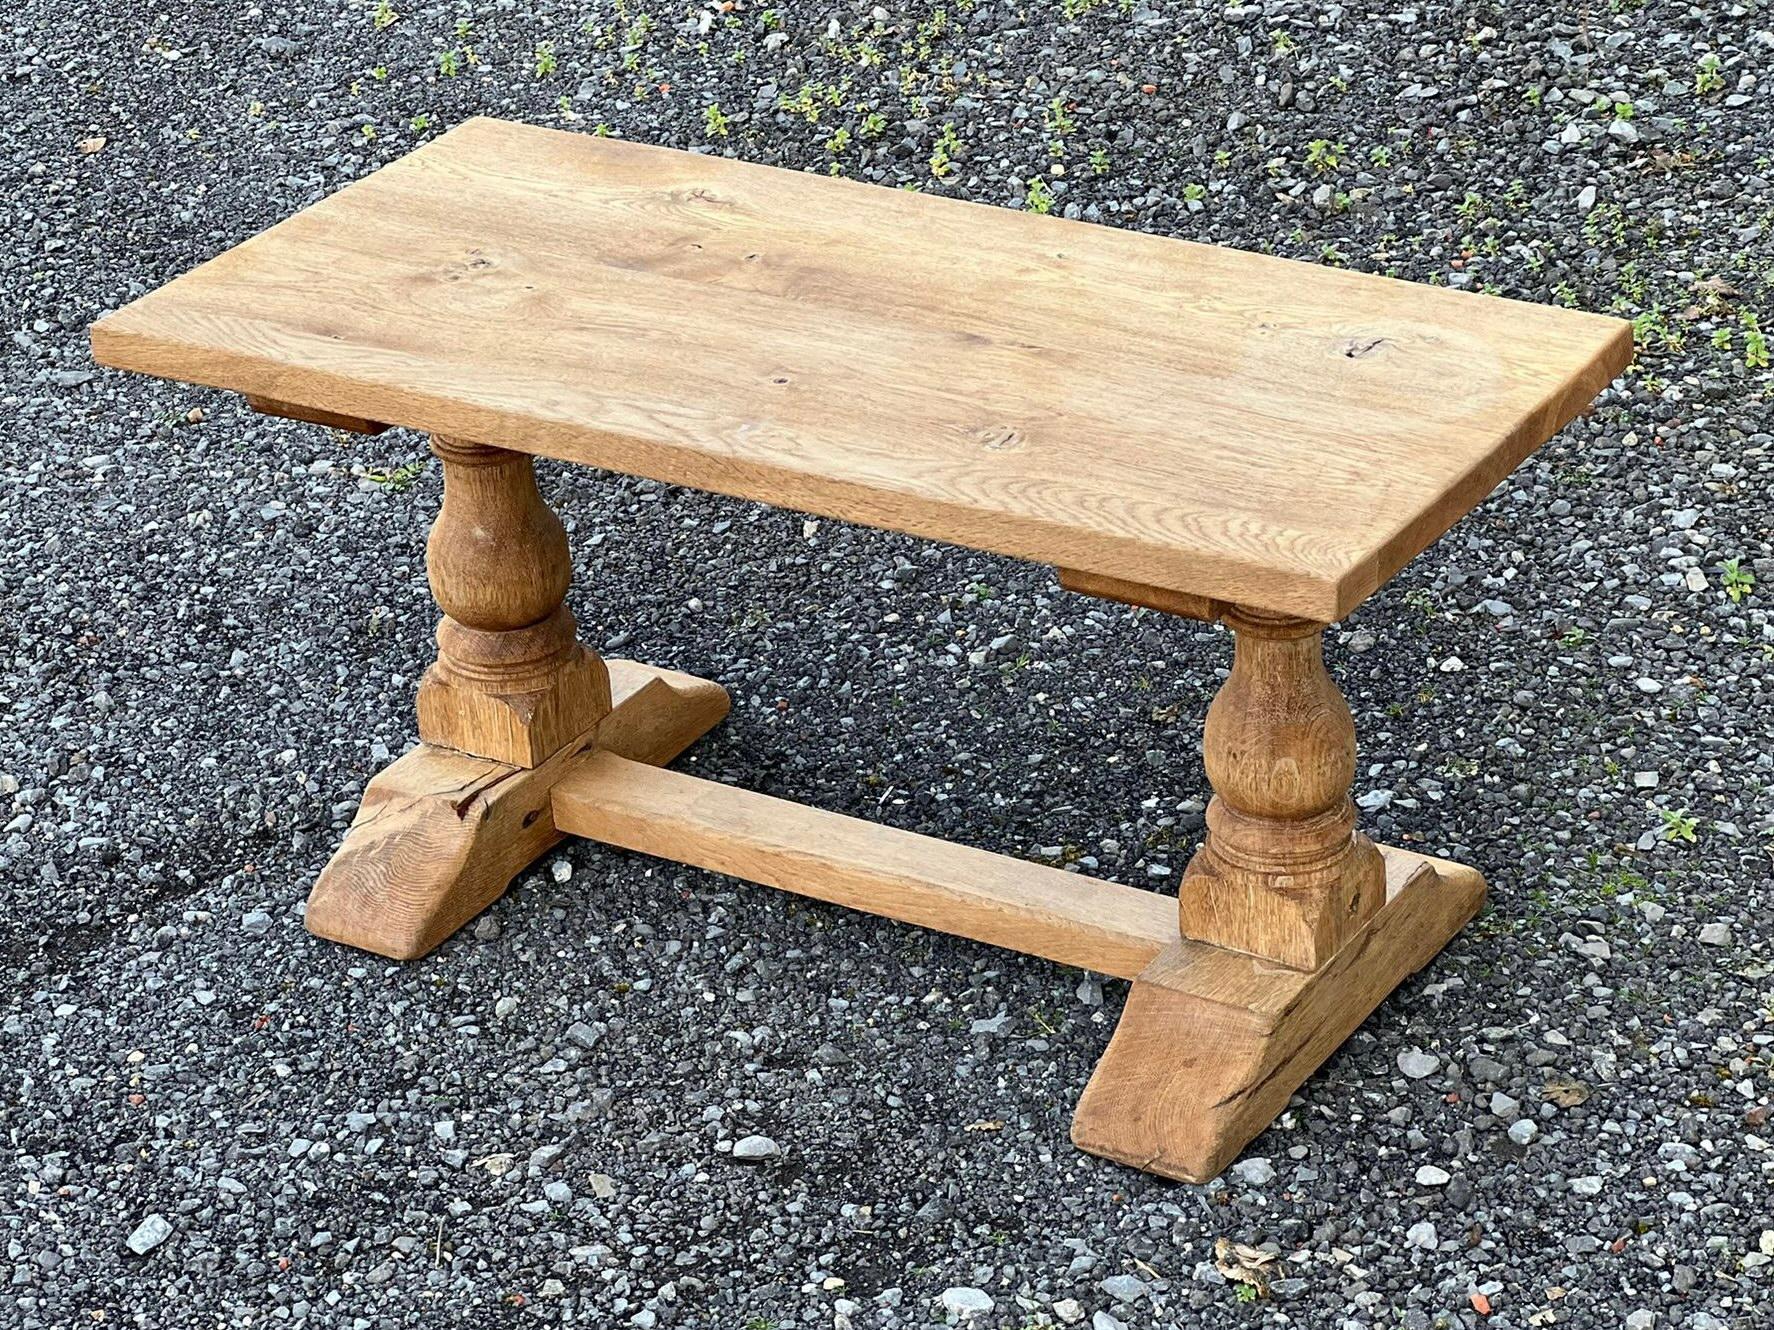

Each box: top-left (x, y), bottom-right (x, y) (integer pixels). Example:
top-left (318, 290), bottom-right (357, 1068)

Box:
top-left (1073, 850), bottom-right (1487, 1181)
top-left (548, 747), bottom-right (1481, 1177)
top-left (1178, 609), bottom-right (1385, 969)
top-left (415, 436), bottom-right (611, 767)
top-left (552, 751), bottom-right (1181, 981)
top-left (91, 117), bottom-right (1629, 620)
top-left (306, 659), bottom-right (728, 959)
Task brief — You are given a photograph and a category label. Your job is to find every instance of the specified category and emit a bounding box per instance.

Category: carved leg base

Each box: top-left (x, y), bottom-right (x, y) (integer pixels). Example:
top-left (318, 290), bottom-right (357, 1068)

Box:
top-left (1179, 816), bottom-right (1387, 972)
top-left (306, 659), bottom-right (729, 960)
top-left (1071, 847), bottom-right (1485, 1182)
top-left (416, 640), bottom-right (612, 769)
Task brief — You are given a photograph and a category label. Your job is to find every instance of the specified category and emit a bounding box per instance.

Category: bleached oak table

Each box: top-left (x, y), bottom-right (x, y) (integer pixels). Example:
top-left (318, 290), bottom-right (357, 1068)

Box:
top-left (91, 117), bottom-right (1631, 1182)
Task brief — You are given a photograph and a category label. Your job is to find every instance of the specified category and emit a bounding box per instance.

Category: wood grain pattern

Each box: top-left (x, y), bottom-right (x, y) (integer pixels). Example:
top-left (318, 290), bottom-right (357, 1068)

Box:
top-left (246, 394), bottom-right (388, 435)
top-left (415, 435), bottom-right (610, 767)
top-left (1057, 567), bottom-right (1226, 622)
top-left (306, 659), bottom-right (728, 959)
top-left (90, 117), bottom-right (1631, 620)
top-left (1178, 609), bottom-right (1385, 970)
top-left (551, 752), bottom-right (1179, 980)
top-left (1072, 850), bottom-right (1486, 1181)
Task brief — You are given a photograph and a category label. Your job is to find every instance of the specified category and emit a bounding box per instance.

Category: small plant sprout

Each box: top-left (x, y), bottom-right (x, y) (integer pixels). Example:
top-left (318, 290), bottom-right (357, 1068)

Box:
top-left (1305, 139), bottom-right (1345, 173)
top-left (929, 123), bottom-right (961, 178)
top-left (438, 48), bottom-right (460, 78)
top-left (365, 459), bottom-right (425, 491)
top-left (1182, 181), bottom-right (1207, 204)
top-left (1659, 808), bottom-right (1700, 844)
top-left (1089, 146), bottom-right (1110, 174)
top-left (1721, 558), bottom-right (1756, 604)
top-left (534, 41), bottom-right (557, 78)
top-left (1695, 53), bottom-right (1724, 95)
top-left (372, 0), bottom-right (397, 31)
top-left (704, 103), bottom-right (731, 138)
top-left (1024, 176), bottom-right (1055, 213)
top-left (1044, 96), bottom-right (1076, 138)
top-left (1742, 311), bottom-right (1769, 369)
top-left (860, 110), bottom-right (886, 138)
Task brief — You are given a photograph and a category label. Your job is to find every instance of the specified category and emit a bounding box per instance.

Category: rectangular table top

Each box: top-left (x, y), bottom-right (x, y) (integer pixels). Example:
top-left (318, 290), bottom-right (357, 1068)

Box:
top-left (91, 117), bottom-right (1630, 621)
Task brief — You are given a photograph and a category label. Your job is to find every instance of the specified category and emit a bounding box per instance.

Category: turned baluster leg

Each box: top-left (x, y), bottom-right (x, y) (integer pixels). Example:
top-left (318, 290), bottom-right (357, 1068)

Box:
top-left (416, 435), bottom-right (611, 767)
top-left (1178, 608), bottom-right (1385, 971)
top-left (1072, 605), bottom-right (1481, 1181)
top-left (306, 434), bottom-right (729, 959)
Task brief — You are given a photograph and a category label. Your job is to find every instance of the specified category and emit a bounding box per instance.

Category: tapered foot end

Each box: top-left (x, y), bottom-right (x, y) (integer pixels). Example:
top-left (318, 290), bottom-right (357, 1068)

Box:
top-left (1072, 846), bottom-right (1485, 1182)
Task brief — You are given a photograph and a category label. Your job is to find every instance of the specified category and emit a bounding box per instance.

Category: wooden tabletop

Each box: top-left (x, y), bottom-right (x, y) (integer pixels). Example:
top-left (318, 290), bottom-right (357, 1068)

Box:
top-left (91, 117), bottom-right (1630, 621)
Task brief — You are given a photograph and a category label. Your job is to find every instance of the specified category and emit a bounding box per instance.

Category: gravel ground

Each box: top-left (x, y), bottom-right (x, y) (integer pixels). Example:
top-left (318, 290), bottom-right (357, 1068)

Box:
top-left (5, 2), bottom-right (1773, 1327)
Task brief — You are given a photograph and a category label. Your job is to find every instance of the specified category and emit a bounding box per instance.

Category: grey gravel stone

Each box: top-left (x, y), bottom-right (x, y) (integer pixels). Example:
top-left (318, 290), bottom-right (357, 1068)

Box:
top-left (1397, 1049), bottom-right (1441, 1079)
top-left (731, 1134), bottom-right (779, 1161)
top-left (1231, 1156), bottom-right (1276, 1186)
top-left (1099, 1273), bottom-right (1147, 1302)
top-left (939, 1286), bottom-right (994, 1317)
top-left (124, 1214), bottom-right (172, 1256)
top-left (6, 5), bottom-right (1772, 1328)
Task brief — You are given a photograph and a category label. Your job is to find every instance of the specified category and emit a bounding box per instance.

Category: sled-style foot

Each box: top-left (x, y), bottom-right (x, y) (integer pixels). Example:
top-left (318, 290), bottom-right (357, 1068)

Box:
top-left (305, 660), bottom-right (728, 959)
top-left (1070, 848), bottom-right (1485, 1182)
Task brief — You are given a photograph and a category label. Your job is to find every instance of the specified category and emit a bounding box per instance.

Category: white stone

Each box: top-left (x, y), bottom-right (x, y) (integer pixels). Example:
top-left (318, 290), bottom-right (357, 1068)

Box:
top-left (1397, 1049), bottom-right (1441, 1079)
top-left (940, 1287), bottom-right (994, 1318)
top-left (1698, 922), bottom-right (1731, 946)
top-left (1415, 1164), bottom-right (1451, 1186)
top-left (1232, 1156), bottom-right (1276, 1186)
top-left (732, 1134), bottom-right (780, 1161)
top-left (1405, 1220), bottom-right (1437, 1249)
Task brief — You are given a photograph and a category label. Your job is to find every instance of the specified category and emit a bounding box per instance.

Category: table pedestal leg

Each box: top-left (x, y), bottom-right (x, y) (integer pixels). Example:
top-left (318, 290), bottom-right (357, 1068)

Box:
top-left (1072, 607), bottom-right (1484, 1181)
top-left (303, 436), bottom-right (728, 959)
